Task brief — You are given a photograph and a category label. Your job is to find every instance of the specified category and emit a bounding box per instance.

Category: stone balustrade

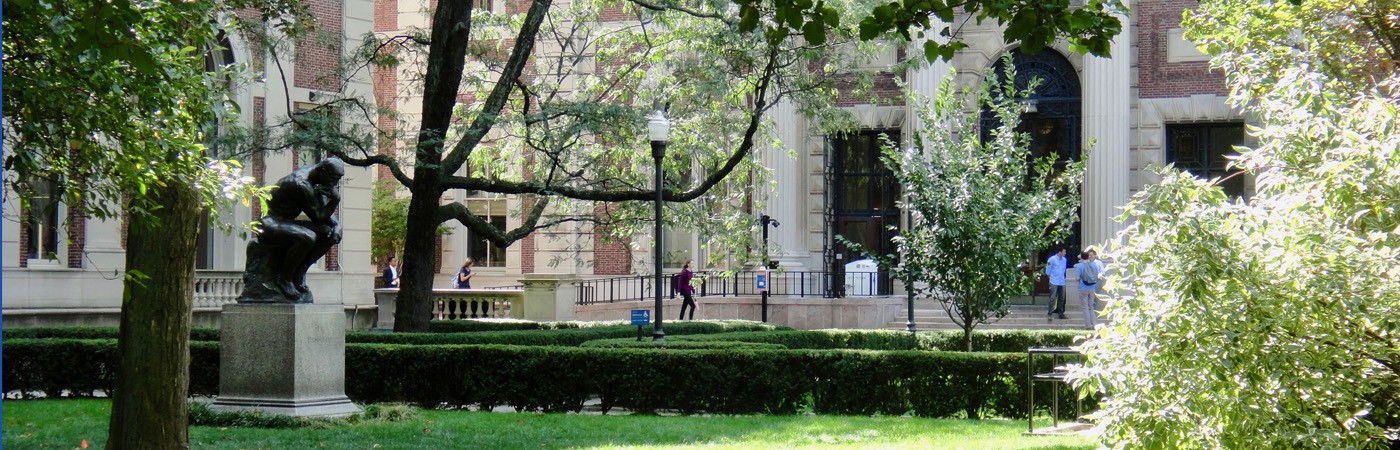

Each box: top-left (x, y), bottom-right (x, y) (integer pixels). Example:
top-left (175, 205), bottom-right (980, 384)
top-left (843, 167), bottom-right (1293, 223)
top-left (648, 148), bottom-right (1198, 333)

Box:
top-left (374, 288), bottom-right (525, 328)
top-left (194, 271), bottom-right (244, 310)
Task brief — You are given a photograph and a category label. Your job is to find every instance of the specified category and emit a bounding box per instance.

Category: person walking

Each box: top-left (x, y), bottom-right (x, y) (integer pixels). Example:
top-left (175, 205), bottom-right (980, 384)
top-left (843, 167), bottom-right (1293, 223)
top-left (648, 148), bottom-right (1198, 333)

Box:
top-left (1045, 247), bottom-right (1068, 320)
top-left (677, 260), bottom-right (697, 320)
top-left (1072, 251), bottom-right (1101, 329)
top-left (454, 259), bottom-right (475, 289)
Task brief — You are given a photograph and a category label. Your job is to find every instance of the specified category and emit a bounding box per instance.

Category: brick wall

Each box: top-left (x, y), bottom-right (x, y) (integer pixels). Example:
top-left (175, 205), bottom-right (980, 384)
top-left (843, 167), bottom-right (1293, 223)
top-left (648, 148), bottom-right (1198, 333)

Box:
top-left (66, 202), bottom-right (85, 268)
top-left (591, 203), bottom-right (631, 275)
top-left (18, 208), bottom-right (28, 268)
top-left (374, 0), bottom-right (396, 32)
top-left (1137, 0), bottom-right (1227, 98)
top-left (252, 96), bottom-right (266, 219)
top-left (518, 196), bottom-right (532, 273)
top-left (295, 0), bottom-right (343, 92)
top-left (836, 72), bottom-right (905, 107)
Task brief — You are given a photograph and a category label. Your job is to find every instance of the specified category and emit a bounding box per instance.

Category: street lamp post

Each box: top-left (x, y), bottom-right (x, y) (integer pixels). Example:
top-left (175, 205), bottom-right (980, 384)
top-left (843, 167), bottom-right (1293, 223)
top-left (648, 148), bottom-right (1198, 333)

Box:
top-left (649, 110), bottom-right (669, 342)
top-left (758, 213), bottom-right (779, 322)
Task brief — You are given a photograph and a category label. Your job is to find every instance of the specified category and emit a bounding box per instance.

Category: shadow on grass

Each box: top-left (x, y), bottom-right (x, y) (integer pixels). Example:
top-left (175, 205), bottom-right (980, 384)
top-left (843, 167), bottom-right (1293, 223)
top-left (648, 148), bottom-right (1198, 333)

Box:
top-left (3, 399), bottom-right (1096, 450)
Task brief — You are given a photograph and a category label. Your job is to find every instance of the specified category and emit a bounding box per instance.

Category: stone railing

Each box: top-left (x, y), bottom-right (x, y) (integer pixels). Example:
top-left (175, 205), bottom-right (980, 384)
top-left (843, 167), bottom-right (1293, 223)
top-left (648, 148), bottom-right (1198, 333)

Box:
top-left (372, 274), bottom-right (580, 328)
top-left (194, 271), bottom-right (244, 309)
top-left (374, 288), bottom-right (524, 328)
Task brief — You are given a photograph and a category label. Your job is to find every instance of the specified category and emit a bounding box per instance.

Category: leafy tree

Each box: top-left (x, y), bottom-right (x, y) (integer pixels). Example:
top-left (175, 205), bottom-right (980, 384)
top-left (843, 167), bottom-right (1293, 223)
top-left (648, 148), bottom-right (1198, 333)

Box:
top-left (370, 183), bottom-right (410, 265)
top-left (730, 0), bottom-right (1126, 60)
top-left (371, 182), bottom-right (450, 266)
top-left (856, 65), bottom-right (1083, 353)
top-left (3, 0), bottom-right (299, 448)
top-left (1073, 0), bottom-right (1400, 447)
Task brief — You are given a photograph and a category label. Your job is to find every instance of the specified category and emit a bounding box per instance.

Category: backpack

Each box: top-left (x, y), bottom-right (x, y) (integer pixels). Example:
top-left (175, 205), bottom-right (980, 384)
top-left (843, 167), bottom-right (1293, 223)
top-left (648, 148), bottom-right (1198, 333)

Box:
top-left (1081, 262), bottom-right (1100, 286)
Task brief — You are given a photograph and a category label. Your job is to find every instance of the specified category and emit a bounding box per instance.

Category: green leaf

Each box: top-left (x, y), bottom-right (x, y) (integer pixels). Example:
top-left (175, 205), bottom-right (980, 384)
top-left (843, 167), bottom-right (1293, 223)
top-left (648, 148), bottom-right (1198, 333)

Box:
top-left (802, 20), bottom-right (826, 45)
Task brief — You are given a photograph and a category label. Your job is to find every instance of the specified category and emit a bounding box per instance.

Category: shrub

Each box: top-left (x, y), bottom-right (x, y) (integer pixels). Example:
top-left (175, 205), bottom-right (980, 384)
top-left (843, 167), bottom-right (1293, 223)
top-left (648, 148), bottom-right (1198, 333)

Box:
top-left (580, 338), bottom-right (788, 350)
top-left (5, 339), bottom-right (1098, 419)
top-left (1, 327), bottom-right (220, 342)
top-left (349, 321), bottom-right (786, 347)
top-left (670, 329), bottom-right (1087, 352)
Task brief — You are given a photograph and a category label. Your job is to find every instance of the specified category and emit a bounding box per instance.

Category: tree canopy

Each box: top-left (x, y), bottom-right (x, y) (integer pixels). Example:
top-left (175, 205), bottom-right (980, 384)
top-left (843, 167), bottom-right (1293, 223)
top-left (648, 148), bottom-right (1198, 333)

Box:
top-left (731, 0), bottom-right (1125, 61)
top-left (856, 64), bottom-right (1083, 353)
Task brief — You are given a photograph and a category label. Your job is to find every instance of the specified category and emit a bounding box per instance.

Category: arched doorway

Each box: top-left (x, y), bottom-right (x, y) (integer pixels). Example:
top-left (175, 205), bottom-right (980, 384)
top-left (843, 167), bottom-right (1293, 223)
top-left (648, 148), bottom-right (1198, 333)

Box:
top-left (980, 48), bottom-right (1083, 258)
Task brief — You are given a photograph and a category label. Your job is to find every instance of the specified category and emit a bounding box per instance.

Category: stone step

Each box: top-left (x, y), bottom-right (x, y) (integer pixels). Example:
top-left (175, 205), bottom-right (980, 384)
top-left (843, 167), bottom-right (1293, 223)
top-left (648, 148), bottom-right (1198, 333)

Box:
top-left (892, 305), bottom-right (1108, 331)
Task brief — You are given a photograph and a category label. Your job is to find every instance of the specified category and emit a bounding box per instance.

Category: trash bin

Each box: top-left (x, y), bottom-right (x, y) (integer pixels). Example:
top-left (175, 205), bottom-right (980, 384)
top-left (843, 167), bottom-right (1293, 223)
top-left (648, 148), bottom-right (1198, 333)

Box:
top-left (844, 259), bottom-right (879, 296)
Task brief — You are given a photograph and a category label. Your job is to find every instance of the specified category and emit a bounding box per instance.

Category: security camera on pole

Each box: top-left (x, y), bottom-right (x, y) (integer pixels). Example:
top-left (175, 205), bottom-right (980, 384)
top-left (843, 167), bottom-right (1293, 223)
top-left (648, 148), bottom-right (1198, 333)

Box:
top-left (758, 213), bottom-right (779, 322)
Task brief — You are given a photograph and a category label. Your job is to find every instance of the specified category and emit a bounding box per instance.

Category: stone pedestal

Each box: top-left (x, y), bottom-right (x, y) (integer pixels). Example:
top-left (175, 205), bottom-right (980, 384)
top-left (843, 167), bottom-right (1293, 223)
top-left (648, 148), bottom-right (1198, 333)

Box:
top-left (211, 303), bottom-right (361, 417)
top-left (520, 273), bottom-right (578, 321)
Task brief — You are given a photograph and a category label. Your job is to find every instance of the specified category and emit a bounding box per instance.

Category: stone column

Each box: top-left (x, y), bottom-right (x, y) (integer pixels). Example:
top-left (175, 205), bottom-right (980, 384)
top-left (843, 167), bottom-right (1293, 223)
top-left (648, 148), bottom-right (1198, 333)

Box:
top-left (82, 216), bottom-right (126, 271)
top-left (764, 99), bottom-right (809, 269)
top-left (520, 273), bottom-right (578, 321)
top-left (906, 36), bottom-right (953, 144)
top-left (1081, 2), bottom-right (1132, 248)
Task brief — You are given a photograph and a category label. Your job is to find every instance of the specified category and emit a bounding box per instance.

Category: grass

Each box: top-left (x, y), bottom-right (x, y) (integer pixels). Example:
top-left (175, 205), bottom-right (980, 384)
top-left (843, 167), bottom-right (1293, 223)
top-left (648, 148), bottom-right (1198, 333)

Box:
top-left (3, 399), bottom-right (1095, 450)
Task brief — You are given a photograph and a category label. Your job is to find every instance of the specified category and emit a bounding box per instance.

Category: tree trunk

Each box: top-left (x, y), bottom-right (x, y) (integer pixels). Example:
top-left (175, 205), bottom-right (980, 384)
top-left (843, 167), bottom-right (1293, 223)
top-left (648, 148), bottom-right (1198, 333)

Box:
top-left (393, 183), bottom-right (442, 332)
top-left (107, 181), bottom-right (201, 450)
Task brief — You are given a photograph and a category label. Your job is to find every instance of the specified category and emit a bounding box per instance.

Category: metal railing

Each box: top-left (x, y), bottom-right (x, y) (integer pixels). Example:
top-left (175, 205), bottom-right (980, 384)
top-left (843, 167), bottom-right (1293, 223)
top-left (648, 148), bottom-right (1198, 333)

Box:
top-left (573, 270), bottom-right (887, 305)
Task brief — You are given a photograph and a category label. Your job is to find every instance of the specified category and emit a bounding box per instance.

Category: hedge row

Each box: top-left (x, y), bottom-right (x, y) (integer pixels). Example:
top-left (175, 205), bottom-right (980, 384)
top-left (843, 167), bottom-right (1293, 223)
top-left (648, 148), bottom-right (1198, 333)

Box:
top-left (4, 325), bottom-right (1083, 352)
top-left (426, 319), bottom-right (788, 333)
top-left (2, 327), bottom-right (222, 341)
top-left (669, 329), bottom-right (1090, 352)
top-left (3, 339), bottom-right (1087, 419)
top-left (348, 321), bottom-right (787, 347)
top-left (580, 338), bottom-right (788, 350)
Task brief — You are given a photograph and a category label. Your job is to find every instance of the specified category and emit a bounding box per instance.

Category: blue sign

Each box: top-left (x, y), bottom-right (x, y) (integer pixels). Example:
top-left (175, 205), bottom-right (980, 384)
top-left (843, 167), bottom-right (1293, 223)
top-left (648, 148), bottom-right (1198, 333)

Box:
top-left (630, 309), bottom-right (651, 325)
top-left (756, 272), bottom-right (769, 291)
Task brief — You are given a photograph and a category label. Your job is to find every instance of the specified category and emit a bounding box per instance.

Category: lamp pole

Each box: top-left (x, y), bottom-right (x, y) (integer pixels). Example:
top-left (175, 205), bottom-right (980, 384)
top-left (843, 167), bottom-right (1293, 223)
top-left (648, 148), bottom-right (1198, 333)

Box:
top-left (649, 110), bottom-right (669, 342)
top-left (758, 213), bottom-right (779, 322)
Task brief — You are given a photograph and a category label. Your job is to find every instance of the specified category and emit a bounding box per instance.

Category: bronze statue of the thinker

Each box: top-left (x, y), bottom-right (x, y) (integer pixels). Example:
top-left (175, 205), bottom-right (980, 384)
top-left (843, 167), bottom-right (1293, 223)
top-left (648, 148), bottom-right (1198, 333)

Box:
top-left (238, 157), bottom-right (344, 303)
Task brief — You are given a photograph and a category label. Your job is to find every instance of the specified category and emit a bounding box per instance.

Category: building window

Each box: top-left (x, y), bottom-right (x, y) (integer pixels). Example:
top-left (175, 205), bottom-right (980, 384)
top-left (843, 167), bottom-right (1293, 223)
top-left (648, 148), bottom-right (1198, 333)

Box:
top-left (465, 200), bottom-right (507, 267)
top-left (1166, 122), bottom-right (1250, 199)
top-left (26, 178), bottom-right (62, 262)
top-left (662, 229), bottom-right (694, 269)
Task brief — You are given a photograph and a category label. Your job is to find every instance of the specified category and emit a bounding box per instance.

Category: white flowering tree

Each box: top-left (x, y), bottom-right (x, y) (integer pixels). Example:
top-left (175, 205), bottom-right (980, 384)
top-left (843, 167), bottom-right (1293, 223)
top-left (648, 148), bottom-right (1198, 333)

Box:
top-left (867, 65), bottom-right (1084, 352)
top-left (1073, 0), bottom-right (1400, 447)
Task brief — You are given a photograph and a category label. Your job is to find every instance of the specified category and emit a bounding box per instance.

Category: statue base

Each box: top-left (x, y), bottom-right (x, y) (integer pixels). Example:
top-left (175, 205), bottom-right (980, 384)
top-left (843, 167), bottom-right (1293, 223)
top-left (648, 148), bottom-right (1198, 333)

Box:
top-left (211, 303), bottom-right (360, 417)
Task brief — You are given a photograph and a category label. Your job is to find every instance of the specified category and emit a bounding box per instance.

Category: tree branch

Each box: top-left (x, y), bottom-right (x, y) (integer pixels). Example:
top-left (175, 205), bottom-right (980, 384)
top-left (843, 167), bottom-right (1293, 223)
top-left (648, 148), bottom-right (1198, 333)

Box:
top-left (439, 0), bottom-right (554, 177)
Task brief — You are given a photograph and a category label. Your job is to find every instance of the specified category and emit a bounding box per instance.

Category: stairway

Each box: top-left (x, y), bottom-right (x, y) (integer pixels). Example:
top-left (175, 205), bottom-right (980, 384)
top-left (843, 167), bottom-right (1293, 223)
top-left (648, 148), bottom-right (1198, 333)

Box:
top-left (887, 299), bottom-right (1107, 331)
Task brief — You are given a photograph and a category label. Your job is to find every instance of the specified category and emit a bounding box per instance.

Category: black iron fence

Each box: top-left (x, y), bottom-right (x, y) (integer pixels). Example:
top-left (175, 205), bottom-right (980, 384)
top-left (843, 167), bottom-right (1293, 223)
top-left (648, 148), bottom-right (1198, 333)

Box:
top-left (574, 270), bottom-right (886, 305)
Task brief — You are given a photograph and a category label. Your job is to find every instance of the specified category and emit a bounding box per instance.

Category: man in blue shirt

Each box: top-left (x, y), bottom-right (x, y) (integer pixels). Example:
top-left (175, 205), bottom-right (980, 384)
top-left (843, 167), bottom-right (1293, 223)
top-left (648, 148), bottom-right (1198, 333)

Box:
top-left (1045, 247), bottom-right (1068, 320)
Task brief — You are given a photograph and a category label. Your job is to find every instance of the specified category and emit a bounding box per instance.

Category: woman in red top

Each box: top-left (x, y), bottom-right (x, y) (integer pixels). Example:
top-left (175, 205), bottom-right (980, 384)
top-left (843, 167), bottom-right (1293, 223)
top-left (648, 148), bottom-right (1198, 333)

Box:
top-left (677, 260), bottom-right (697, 320)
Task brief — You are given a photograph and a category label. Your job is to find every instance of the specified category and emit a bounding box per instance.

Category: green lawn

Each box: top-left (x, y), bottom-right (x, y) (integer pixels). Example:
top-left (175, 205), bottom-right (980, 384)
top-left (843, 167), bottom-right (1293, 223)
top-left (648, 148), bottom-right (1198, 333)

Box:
top-left (3, 399), bottom-right (1094, 450)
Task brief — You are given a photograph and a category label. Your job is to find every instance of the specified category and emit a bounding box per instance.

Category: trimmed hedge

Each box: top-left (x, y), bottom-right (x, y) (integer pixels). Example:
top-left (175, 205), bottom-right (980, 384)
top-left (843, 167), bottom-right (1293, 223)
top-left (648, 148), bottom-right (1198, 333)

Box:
top-left (4, 339), bottom-right (1088, 419)
top-left (348, 321), bottom-right (787, 347)
top-left (580, 338), bottom-right (788, 350)
top-left (668, 329), bottom-right (1090, 352)
top-left (2, 327), bottom-right (221, 342)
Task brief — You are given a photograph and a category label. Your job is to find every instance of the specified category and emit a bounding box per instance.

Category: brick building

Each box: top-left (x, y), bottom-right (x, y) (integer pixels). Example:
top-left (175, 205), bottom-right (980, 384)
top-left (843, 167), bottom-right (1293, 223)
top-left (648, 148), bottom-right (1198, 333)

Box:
top-left (1, 0), bottom-right (1249, 325)
top-left (374, 0), bottom-right (1249, 292)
